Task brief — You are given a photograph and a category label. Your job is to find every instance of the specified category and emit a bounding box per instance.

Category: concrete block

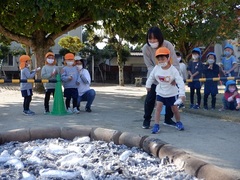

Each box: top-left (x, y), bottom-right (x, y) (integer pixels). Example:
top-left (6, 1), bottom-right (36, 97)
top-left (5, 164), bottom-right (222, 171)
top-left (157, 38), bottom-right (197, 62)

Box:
top-left (177, 154), bottom-right (208, 177)
top-left (142, 137), bottom-right (166, 156)
top-left (197, 164), bottom-right (239, 180)
top-left (61, 126), bottom-right (92, 140)
top-left (91, 127), bottom-right (122, 144)
top-left (0, 129), bottom-right (30, 144)
top-left (30, 127), bottom-right (61, 140)
top-left (158, 144), bottom-right (187, 163)
top-left (118, 132), bottom-right (147, 148)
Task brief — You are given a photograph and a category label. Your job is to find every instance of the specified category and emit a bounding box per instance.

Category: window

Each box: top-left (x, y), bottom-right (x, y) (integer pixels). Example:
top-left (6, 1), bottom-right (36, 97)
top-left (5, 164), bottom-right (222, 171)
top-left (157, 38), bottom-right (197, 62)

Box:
top-left (2, 54), bottom-right (13, 66)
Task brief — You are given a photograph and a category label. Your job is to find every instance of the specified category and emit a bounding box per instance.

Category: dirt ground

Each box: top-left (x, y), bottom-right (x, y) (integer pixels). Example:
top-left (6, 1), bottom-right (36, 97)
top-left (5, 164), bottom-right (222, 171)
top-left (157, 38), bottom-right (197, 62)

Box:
top-left (0, 83), bottom-right (240, 178)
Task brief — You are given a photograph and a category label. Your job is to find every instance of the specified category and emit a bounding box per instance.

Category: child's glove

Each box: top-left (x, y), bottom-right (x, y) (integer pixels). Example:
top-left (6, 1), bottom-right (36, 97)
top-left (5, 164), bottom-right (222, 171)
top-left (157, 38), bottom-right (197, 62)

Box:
top-left (174, 98), bottom-right (183, 105)
top-left (227, 96), bottom-right (233, 102)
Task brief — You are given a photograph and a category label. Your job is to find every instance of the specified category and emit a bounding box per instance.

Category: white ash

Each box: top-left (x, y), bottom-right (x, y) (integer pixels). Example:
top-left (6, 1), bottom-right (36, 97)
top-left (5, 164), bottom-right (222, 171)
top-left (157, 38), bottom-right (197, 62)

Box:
top-left (0, 136), bottom-right (200, 180)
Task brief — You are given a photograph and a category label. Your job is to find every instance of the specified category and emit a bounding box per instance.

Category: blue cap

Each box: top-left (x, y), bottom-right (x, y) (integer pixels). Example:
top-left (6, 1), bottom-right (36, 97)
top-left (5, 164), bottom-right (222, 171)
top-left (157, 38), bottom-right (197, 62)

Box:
top-left (206, 52), bottom-right (216, 60)
top-left (192, 47), bottom-right (201, 56)
top-left (224, 44), bottom-right (233, 50)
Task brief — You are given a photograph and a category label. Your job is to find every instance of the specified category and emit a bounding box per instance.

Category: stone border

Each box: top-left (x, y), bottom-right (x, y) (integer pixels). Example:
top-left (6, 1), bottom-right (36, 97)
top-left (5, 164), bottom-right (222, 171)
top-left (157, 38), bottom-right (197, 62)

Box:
top-left (0, 126), bottom-right (238, 180)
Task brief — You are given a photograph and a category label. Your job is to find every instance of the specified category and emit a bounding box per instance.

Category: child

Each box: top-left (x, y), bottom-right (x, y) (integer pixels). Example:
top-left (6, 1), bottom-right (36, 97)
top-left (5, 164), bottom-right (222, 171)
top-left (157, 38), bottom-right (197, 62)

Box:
top-left (176, 51), bottom-right (187, 82)
top-left (19, 55), bottom-right (40, 115)
top-left (187, 47), bottom-right (203, 109)
top-left (145, 47), bottom-right (185, 134)
top-left (75, 56), bottom-right (96, 112)
top-left (219, 80), bottom-right (240, 111)
top-left (203, 52), bottom-right (219, 110)
top-left (176, 51), bottom-right (187, 109)
top-left (61, 53), bottom-right (80, 114)
top-left (41, 52), bottom-right (59, 114)
top-left (219, 44), bottom-right (238, 85)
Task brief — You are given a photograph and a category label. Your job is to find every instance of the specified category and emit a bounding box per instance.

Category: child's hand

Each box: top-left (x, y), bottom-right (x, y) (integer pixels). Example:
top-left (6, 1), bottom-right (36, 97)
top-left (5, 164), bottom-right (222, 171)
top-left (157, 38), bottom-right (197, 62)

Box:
top-left (146, 88), bottom-right (151, 92)
top-left (69, 75), bottom-right (73, 80)
top-left (227, 96), bottom-right (233, 102)
top-left (174, 96), bottom-right (185, 105)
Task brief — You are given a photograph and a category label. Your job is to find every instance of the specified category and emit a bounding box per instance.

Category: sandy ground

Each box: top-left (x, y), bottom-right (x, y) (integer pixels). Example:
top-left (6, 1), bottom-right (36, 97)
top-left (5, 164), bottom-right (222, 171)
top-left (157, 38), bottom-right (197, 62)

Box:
top-left (0, 83), bottom-right (240, 177)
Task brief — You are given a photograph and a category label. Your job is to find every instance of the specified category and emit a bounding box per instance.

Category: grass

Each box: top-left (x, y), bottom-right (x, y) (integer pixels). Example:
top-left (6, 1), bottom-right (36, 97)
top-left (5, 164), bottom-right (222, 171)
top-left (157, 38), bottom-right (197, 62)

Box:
top-left (141, 85), bottom-right (240, 123)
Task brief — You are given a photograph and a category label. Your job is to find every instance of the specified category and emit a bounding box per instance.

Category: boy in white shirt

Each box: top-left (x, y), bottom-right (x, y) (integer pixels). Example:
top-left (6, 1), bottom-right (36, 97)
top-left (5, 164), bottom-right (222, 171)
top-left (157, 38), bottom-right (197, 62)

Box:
top-left (145, 47), bottom-right (185, 133)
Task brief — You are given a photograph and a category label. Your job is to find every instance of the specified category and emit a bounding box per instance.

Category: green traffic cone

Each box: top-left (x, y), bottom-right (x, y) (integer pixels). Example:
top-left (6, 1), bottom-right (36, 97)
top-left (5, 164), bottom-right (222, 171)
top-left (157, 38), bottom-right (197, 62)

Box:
top-left (51, 74), bottom-right (67, 115)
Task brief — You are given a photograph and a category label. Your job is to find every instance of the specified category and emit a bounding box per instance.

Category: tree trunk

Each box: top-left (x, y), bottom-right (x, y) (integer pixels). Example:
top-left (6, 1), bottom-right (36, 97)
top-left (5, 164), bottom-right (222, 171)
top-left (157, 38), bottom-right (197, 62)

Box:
top-left (117, 51), bottom-right (124, 86)
top-left (31, 31), bottom-right (55, 92)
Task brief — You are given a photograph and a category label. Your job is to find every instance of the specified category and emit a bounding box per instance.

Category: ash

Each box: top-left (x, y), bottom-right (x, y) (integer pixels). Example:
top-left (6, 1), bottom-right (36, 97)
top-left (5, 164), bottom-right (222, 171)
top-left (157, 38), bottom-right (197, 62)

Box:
top-left (0, 136), bottom-right (199, 180)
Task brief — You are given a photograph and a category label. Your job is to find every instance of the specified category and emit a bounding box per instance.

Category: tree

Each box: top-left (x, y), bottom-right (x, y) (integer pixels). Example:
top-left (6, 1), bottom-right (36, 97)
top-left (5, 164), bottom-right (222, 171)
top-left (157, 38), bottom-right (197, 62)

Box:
top-left (0, 1), bottom-right (120, 78)
top-left (58, 36), bottom-right (84, 54)
top-left (156, 1), bottom-right (240, 61)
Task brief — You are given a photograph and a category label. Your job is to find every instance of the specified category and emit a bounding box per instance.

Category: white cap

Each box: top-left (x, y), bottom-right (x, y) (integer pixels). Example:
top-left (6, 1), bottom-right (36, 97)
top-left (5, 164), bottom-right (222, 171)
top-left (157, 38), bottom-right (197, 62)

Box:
top-left (74, 55), bottom-right (83, 60)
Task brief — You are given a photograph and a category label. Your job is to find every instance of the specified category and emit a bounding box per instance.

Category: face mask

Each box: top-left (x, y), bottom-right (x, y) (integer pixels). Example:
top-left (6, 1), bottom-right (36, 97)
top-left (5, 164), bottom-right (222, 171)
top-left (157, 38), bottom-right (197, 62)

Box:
top-left (76, 65), bottom-right (83, 70)
top-left (177, 57), bottom-right (181, 62)
top-left (224, 51), bottom-right (231, 57)
top-left (192, 55), bottom-right (199, 60)
top-left (207, 59), bottom-right (214, 64)
top-left (158, 62), bottom-right (168, 68)
top-left (26, 64), bottom-right (31, 68)
top-left (47, 58), bottom-right (54, 64)
top-left (229, 87), bottom-right (236, 93)
top-left (149, 42), bottom-right (159, 49)
top-left (66, 61), bottom-right (74, 66)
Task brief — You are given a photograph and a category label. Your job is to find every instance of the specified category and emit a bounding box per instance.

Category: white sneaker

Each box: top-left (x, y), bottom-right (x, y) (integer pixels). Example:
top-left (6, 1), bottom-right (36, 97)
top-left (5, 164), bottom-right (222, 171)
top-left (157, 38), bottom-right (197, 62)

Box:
top-left (73, 107), bottom-right (80, 114)
top-left (67, 108), bottom-right (73, 114)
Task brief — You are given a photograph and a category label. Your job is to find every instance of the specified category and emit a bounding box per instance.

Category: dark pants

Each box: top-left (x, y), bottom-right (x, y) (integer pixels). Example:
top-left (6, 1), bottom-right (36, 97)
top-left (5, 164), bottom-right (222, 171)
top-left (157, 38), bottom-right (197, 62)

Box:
top-left (190, 88), bottom-right (201, 105)
top-left (23, 96), bottom-right (32, 111)
top-left (204, 93), bottom-right (216, 108)
top-left (44, 89), bottom-right (55, 112)
top-left (143, 84), bottom-right (173, 125)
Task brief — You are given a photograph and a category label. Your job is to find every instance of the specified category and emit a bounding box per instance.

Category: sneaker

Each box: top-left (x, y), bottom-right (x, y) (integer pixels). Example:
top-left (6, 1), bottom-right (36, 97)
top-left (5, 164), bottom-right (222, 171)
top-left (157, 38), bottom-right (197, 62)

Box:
top-left (193, 104), bottom-right (200, 109)
top-left (151, 124), bottom-right (160, 134)
top-left (218, 107), bottom-right (225, 112)
top-left (44, 110), bottom-right (50, 114)
top-left (189, 104), bottom-right (194, 109)
top-left (176, 121), bottom-right (184, 131)
top-left (73, 107), bottom-right (80, 114)
top-left (67, 108), bottom-right (73, 114)
top-left (142, 120), bottom-right (150, 129)
top-left (203, 106), bottom-right (208, 110)
top-left (163, 119), bottom-right (176, 127)
top-left (85, 107), bottom-right (92, 112)
top-left (23, 110), bottom-right (35, 116)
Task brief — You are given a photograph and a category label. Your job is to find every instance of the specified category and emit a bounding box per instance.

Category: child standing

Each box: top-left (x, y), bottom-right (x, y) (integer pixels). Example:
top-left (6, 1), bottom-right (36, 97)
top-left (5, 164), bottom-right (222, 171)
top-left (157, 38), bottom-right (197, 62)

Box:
top-left (41, 52), bottom-right (59, 114)
top-left (61, 53), bottom-right (80, 114)
top-left (203, 52), bottom-right (219, 110)
top-left (219, 80), bottom-right (240, 111)
top-left (19, 55), bottom-right (40, 115)
top-left (145, 47), bottom-right (185, 134)
top-left (187, 47), bottom-right (203, 109)
top-left (219, 44), bottom-right (238, 85)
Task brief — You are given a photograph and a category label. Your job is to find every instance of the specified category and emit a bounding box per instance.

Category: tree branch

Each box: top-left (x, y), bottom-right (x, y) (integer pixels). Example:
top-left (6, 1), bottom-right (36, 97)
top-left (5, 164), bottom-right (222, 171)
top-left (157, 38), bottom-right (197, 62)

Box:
top-left (0, 24), bottom-right (32, 46)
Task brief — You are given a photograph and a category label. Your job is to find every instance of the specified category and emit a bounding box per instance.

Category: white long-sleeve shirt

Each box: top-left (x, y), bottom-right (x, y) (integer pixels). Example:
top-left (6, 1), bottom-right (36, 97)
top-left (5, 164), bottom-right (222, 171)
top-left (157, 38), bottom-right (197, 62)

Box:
top-left (77, 68), bottom-right (91, 96)
top-left (146, 65), bottom-right (185, 97)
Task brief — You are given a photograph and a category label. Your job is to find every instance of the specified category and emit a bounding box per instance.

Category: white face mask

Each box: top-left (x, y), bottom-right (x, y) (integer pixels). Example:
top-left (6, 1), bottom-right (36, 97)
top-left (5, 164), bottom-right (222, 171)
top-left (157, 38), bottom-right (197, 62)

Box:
top-left (27, 64), bottom-right (31, 68)
top-left (177, 57), bottom-right (181, 62)
top-left (207, 59), bottom-right (214, 64)
top-left (47, 58), bottom-right (54, 64)
top-left (149, 42), bottom-right (159, 49)
top-left (192, 55), bottom-right (199, 60)
top-left (158, 62), bottom-right (168, 68)
top-left (76, 65), bottom-right (83, 70)
top-left (66, 61), bottom-right (74, 66)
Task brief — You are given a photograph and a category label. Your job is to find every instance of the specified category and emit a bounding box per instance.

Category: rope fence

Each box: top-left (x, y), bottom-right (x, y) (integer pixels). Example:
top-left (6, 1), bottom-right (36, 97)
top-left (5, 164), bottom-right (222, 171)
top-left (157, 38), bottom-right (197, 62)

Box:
top-left (0, 76), bottom-right (240, 84)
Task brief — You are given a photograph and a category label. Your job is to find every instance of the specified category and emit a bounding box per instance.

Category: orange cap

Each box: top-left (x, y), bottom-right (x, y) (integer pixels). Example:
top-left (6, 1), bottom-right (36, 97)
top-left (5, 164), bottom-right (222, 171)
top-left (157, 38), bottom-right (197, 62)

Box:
top-left (155, 47), bottom-right (170, 57)
top-left (19, 55), bottom-right (31, 62)
top-left (64, 53), bottom-right (74, 60)
top-left (45, 52), bottom-right (55, 58)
